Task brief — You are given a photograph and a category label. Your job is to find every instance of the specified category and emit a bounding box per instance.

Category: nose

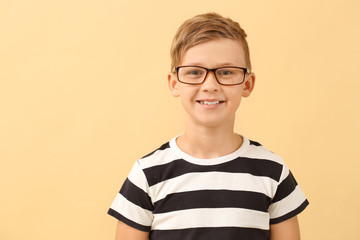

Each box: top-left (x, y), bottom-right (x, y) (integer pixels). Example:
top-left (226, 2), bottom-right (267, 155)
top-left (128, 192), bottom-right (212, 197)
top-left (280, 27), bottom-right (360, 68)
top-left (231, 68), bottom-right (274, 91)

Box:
top-left (201, 71), bottom-right (220, 92)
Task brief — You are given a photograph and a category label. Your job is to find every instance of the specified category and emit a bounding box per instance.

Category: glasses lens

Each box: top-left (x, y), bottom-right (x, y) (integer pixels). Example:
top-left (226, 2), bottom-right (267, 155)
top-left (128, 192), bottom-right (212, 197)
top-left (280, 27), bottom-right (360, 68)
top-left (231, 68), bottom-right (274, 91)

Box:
top-left (178, 66), bottom-right (207, 84)
top-left (215, 67), bottom-right (245, 85)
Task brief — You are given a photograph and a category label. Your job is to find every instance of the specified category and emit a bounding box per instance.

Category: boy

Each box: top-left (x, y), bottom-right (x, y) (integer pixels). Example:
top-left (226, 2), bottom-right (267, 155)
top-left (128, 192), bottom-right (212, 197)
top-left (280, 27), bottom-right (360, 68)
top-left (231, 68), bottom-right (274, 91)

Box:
top-left (108, 12), bottom-right (308, 240)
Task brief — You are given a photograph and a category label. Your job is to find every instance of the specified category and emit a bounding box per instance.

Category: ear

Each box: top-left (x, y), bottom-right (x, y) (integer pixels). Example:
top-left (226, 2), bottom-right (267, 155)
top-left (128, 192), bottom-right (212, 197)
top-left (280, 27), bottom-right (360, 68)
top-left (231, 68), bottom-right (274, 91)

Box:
top-left (168, 72), bottom-right (180, 97)
top-left (242, 72), bottom-right (255, 97)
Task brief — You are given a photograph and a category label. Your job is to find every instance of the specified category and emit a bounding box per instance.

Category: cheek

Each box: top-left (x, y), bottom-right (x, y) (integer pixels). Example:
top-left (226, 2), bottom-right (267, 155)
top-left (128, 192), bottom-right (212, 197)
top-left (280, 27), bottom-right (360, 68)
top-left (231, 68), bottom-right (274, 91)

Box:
top-left (231, 98), bottom-right (242, 110)
top-left (179, 87), bottom-right (198, 99)
top-left (227, 91), bottom-right (243, 109)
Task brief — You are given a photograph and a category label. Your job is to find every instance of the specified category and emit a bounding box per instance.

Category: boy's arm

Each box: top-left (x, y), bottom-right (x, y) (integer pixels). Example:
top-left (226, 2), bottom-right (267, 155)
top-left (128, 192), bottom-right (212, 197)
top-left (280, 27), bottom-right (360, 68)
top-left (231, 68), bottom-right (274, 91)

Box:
top-left (270, 216), bottom-right (301, 240)
top-left (115, 221), bottom-right (149, 240)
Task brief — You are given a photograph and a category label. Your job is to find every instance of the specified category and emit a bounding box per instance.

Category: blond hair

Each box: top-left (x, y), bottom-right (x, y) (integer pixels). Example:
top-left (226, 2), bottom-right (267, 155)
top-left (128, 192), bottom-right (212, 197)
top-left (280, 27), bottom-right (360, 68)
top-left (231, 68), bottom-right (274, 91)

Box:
top-left (170, 12), bottom-right (252, 72)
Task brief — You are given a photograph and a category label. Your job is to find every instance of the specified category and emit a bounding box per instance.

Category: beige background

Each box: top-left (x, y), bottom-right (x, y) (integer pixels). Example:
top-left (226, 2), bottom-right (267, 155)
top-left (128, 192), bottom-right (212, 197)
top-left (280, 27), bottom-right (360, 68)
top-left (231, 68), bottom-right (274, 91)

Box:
top-left (1, 0), bottom-right (359, 239)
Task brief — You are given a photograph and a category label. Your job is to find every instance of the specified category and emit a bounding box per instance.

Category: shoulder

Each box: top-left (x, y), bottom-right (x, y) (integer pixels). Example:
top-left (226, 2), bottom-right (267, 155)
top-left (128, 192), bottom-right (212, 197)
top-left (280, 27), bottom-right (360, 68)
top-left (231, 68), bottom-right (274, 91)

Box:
top-left (245, 138), bottom-right (285, 165)
top-left (243, 137), bottom-right (289, 183)
top-left (136, 139), bottom-right (176, 170)
top-left (141, 141), bottom-right (171, 159)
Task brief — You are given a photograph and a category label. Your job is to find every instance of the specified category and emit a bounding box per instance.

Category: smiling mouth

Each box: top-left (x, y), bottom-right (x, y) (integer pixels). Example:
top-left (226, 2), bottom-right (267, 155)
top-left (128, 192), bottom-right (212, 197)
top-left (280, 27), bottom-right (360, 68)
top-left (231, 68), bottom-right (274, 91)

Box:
top-left (197, 100), bottom-right (224, 105)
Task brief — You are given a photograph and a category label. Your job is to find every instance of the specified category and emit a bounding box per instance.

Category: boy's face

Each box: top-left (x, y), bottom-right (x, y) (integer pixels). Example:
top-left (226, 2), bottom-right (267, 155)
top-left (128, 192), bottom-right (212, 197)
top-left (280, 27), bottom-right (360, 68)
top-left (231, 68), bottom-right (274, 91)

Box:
top-left (168, 38), bottom-right (255, 128)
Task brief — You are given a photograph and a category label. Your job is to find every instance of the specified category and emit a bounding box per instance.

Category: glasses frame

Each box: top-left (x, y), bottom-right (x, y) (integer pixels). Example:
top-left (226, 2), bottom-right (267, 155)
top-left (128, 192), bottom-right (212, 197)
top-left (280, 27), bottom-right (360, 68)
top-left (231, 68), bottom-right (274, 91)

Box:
top-left (175, 65), bottom-right (248, 86)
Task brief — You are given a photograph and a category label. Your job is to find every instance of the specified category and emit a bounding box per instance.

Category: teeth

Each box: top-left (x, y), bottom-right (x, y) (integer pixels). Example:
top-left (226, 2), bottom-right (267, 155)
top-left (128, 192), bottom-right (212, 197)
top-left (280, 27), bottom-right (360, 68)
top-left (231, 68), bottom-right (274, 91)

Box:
top-left (200, 101), bottom-right (220, 105)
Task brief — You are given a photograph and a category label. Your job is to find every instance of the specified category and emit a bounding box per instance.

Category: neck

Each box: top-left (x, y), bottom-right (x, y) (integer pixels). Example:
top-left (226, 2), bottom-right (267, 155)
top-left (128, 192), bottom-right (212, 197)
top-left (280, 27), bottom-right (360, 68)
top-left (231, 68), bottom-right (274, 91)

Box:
top-left (177, 119), bottom-right (242, 159)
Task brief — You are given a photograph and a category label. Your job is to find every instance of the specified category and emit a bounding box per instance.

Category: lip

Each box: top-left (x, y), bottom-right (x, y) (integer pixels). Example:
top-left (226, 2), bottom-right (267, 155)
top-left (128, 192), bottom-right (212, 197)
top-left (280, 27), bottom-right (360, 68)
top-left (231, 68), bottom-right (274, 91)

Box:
top-left (196, 98), bottom-right (225, 102)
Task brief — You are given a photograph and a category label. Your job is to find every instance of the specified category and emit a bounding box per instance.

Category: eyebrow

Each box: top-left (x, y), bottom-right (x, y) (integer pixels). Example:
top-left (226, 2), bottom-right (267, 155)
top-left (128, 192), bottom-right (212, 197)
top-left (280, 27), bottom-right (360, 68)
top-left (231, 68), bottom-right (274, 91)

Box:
top-left (182, 62), bottom-right (239, 67)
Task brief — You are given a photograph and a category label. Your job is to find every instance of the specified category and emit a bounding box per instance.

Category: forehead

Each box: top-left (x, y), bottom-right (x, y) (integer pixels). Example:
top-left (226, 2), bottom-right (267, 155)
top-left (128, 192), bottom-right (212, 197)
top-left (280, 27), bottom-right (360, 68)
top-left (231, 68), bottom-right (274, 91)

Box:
top-left (181, 38), bottom-right (246, 67)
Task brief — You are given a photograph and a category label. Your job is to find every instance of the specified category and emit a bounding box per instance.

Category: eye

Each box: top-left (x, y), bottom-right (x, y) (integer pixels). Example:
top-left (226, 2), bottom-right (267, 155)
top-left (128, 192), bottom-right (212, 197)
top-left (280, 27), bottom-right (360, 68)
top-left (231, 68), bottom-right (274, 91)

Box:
top-left (218, 69), bottom-right (234, 76)
top-left (186, 69), bottom-right (203, 76)
top-left (182, 67), bottom-right (206, 78)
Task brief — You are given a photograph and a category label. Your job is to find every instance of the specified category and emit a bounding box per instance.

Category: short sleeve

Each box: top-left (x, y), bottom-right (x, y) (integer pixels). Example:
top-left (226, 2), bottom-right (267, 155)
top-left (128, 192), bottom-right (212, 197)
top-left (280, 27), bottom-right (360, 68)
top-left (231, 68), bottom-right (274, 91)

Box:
top-left (268, 164), bottom-right (309, 224)
top-left (108, 161), bottom-right (154, 231)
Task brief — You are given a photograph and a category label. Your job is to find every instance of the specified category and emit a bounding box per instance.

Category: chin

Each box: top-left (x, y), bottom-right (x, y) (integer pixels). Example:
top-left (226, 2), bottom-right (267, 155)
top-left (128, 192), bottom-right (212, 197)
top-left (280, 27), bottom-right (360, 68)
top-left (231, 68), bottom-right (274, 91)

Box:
top-left (194, 118), bottom-right (231, 128)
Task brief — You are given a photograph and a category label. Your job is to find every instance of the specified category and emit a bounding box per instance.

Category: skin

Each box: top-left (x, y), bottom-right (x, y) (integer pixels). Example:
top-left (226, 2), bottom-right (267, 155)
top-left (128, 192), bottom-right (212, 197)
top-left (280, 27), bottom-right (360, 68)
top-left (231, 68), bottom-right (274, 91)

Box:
top-left (270, 216), bottom-right (301, 240)
top-left (114, 38), bottom-right (301, 239)
top-left (168, 38), bottom-right (255, 158)
top-left (115, 221), bottom-right (149, 240)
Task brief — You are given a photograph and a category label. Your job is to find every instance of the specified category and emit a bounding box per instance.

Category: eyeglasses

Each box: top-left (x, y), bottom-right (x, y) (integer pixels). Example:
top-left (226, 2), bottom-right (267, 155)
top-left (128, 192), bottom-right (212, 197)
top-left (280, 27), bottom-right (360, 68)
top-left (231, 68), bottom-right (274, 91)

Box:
top-left (175, 65), bottom-right (248, 86)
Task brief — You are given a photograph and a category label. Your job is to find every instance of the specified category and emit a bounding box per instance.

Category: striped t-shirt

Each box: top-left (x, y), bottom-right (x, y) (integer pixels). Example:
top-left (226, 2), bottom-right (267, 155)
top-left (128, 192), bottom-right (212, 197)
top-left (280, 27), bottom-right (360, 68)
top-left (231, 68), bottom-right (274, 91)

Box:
top-left (108, 136), bottom-right (309, 240)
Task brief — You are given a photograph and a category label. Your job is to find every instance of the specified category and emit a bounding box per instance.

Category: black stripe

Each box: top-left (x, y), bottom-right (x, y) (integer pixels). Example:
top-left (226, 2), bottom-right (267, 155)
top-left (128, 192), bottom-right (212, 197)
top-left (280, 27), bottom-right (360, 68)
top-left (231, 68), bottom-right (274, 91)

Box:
top-left (141, 142), bottom-right (170, 159)
top-left (153, 190), bottom-right (271, 213)
top-left (270, 199), bottom-right (309, 224)
top-left (120, 178), bottom-right (154, 211)
top-left (144, 157), bottom-right (283, 186)
top-left (271, 171), bottom-right (298, 203)
top-left (150, 227), bottom-right (269, 240)
top-left (107, 208), bottom-right (151, 232)
top-left (250, 140), bottom-right (262, 146)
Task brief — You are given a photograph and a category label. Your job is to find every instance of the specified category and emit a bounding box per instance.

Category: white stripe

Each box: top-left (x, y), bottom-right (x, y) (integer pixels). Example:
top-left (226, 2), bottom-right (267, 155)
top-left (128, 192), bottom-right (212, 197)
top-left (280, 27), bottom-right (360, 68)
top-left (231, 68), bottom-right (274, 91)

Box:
top-left (139, 147), bottom-right (178, 169)
top-left (244, 145), bottom-right (284, 165)
top-left (110, 193), bottom-right (153, 226)
top-left (279, 165), bottom-right (290, 183)
top-left (127, 162), bottom-right (150, 194)
top-left (152, 208), bottom-right (269, 230)
top-left (138, 137), bottom-right (284, 170)
top-left (149, 172), bottom-right (277, 202)
top-left (269, 185), bottom-right (307, 219)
